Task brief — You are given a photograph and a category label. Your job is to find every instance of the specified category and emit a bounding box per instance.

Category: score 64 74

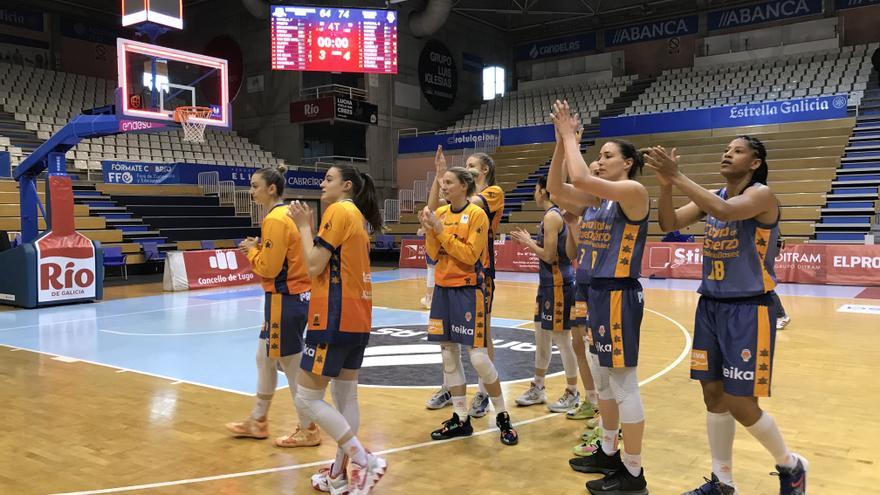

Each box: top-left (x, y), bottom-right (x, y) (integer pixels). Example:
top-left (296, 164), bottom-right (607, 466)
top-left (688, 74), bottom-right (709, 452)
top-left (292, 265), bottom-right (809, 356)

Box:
top-left (320, 9), bottom-right (351, 19)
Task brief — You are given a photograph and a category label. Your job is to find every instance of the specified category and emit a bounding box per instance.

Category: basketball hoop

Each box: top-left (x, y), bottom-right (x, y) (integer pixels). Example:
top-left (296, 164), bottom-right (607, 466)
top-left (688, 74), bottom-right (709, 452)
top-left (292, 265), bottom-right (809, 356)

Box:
top-left (173, 106), bottom-right (212, 143)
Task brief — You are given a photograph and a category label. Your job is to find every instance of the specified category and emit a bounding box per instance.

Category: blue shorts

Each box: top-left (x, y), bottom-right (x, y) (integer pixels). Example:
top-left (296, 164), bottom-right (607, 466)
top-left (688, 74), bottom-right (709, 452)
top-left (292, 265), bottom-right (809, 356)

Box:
top-left (300, 341), bottom-right (367, 378)
top-left (588, 279), bottom-right (644, 368)
top-left (428, 286), bottom-right (488, 348)
top-left (534, 283), bottom-right (575, 331)
top-left (690, 293), bottom-right (776, 397)
top-left (260, 292), bottom-right (308, 358)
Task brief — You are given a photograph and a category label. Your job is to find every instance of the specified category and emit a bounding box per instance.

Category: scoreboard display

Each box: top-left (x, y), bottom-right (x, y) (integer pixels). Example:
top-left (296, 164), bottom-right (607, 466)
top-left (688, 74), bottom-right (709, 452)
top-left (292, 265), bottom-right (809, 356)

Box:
top-left (271, 6), bottom-right (398, 74)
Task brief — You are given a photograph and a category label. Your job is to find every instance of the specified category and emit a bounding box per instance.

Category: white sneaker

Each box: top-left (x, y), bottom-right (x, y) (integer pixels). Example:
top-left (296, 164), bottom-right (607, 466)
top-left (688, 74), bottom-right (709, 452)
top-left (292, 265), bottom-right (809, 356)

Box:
top-left (469, 391), bottom-right (490, 418)
top-left (426, 387), bottom-right (452, 410)
top-left (349, 453), bottom-right (387, 495)
top-left (311, 464), bottom-right (349, 494)
top-left (548, 389), bottom-right (580, 413)
top-left (515, 382), bottom-right (546, 406)
top-left (776, 316), bottom-right (791, 330)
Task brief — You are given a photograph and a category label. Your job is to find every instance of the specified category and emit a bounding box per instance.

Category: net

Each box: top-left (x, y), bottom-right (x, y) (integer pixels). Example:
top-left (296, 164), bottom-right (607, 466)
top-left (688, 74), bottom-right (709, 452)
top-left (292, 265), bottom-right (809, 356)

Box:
top-left (173, 106), bottom-right (212, 143)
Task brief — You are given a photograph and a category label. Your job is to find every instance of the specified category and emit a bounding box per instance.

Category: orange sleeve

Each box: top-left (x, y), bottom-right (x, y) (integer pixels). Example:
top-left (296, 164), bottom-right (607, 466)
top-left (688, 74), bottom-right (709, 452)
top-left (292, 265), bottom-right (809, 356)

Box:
top-left (246, 217), bottom-right (289, 278)
top-left (435, 209), bottom-right (487, 265)
top-left (477, 186), bottom-right (504, 215)
top-left (315, 202), bottom-right (351, 252)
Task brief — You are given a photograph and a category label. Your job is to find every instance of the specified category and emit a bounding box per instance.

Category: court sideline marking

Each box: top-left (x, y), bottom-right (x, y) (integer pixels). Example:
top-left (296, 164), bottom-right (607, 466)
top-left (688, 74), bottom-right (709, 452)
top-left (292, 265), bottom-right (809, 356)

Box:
top-left (47, 307), bottom-right (692, 495)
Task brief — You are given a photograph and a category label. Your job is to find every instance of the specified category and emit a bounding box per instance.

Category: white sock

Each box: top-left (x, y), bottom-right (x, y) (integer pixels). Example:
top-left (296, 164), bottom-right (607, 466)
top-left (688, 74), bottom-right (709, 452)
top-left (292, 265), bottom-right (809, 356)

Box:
top-left (452, 395), bottom-right (468, 419)
top-left (252, 397), bottom-right (271, 419)
top-left (534, 375), bottom-right (545, 388)
top-left (746, 412), bottom-right (796, 468)
top-left (623, 451), bottom-right (642, 477)
top-left (331, 450), bottom-right (347, 477)
top-left (490, 394), bottom-right (507, 414)
top-left (586, 389), bottom-right (598, 406)
top-left (478, 379), bottom-right (487, 395)
top-left (602, 427), bottom-right (619, 455)
top-left (340, 437), bottom-right (367, 467)
top-left (707, 411), bottom-right (736, 485)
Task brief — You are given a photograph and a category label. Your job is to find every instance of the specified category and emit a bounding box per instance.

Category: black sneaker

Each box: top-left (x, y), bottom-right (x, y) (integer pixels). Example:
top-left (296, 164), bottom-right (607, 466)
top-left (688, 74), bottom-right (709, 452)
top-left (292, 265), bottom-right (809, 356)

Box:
top-left (773, 453), bottom-right (808, 495)
top-left (430, 412), bottom-right (473, 440)
top-left (496, 411), bottom-right (518, 446)
top-left (569, 442), bottom-right (623, 474)
top-left (586, 467), bottom-right (649, 495)
top-left (682, 474), bottom-right (736, 495)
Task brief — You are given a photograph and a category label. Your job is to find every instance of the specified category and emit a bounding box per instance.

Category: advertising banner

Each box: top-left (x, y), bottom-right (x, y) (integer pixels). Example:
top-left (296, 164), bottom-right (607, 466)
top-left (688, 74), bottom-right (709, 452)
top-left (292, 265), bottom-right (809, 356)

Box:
top-left (709, 0), bottom-right (823, 31)
top-left (101, 161), bottom-right (324, 190)
top-left (163, 249), bottom-right (257, 291)
top-left (600, 94), bottom-right (849, 136)
top-left (515, 33), bottom-right (597, 61)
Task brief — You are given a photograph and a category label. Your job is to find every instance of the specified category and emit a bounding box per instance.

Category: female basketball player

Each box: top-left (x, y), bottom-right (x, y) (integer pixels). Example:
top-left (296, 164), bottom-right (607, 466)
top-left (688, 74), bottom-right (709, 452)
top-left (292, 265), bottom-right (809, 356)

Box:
top-left (551, 100), bottom-right (649, 494)
top-left (546, 138), bottom-right (603, 428)
top-left (426, 147), bottom-right (504, 418)
top-left (420, 167), bottom-right (518, 446)
top-left (508, 175), bottom-right (580, 413)
top-left (225, 165), bottom-right (320, 448)
top-left (287, 164), bottom-right (387, 495)
top-left (646, 137), bottom-right (807, 495)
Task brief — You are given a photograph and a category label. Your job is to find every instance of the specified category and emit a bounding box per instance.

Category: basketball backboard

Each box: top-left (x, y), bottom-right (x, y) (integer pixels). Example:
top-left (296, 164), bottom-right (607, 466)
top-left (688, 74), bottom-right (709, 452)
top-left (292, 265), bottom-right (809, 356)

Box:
top-left (117, 38), bottom-right (230, 129)
top-left (121, 0), bottom-right (184, 29)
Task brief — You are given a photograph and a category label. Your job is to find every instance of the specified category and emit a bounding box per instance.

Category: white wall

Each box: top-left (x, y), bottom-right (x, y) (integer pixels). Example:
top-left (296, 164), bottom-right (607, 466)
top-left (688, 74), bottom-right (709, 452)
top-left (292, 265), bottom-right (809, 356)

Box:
top-left (699, 17), bottom-right (838, 57)
top-left (694, 38), bottom-right (840, 67)
top-left (518, 51), bottom-right (624, 83)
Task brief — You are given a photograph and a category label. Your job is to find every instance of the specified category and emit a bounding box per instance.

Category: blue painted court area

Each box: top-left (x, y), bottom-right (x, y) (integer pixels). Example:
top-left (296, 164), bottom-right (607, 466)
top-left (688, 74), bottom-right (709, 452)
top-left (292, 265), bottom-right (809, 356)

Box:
top-left (0, 269), bottom-right (531, 395)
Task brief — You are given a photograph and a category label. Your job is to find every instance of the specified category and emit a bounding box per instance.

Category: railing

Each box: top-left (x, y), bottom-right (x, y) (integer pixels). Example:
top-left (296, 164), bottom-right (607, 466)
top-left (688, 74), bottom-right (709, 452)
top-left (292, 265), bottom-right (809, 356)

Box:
top-left (299, 84), bottom-right (368, 101)
top-left (398, 189), bottom-right (414, 213)
top-left (413, 179), bottom-right (427, 203)
top-left (383, 198), bottom-right (400, 223)
top-left (252, 202), bottom-right (269, 226)
top-left (198, 171), bottom-right (219, 195)
top-left (300, 156), bottom-right (368, 170)
top-left (234, 190), bottom-right (253, 223)
top-left (218, 180), bottom-right (235, 205)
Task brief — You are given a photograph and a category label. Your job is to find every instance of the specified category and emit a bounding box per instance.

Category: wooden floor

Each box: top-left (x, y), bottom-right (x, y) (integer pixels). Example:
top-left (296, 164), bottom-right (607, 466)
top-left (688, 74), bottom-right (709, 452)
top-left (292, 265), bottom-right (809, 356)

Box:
top-left (1, 274), bottom-right (878, 494)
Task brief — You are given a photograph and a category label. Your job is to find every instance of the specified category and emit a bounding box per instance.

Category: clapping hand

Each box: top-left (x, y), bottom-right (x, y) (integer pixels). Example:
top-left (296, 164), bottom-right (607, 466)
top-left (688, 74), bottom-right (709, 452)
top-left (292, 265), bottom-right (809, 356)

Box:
top-left (644, 146), bottom-right (681, 186)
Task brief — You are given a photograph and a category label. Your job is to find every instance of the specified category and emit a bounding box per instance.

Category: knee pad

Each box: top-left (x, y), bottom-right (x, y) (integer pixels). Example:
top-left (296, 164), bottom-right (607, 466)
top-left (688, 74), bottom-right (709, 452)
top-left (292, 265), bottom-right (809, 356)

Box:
top-left (468, 347), bottom-right (499, 384)
top-left (594, 366), bottom-right (614, 401)
top-left (609, 368), bottom-right (644, 423)
top-left (534, 328), bottom-right (553, 370)
top-left (331, 379), bottom-right (358, 405)
top-left (294, 386), bottom-right (326, 420)
top-left (441, 343), bottom-right (465, 388)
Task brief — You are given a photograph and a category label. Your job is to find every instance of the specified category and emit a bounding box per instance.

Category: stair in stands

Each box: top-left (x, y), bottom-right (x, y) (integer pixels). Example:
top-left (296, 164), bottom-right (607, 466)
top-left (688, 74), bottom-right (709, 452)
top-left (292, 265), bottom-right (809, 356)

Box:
top-left (811, 90), bottom-right (880, 244)
top-left (0, 110), bottom-right (43, 155)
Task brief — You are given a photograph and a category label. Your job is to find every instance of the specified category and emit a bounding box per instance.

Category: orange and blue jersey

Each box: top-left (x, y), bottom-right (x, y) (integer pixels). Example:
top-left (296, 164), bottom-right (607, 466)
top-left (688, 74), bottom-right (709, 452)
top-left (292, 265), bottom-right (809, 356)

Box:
top-left (698, 187), bottom-right (779, 299)
top-left (585, 199), bottom-right (648, 280)
top-left (247, 204), bottom-right (311, 295)
top-left (425, 202), bottom-right (489, 288)
top-left (575, 206), bottom-right (599, 284)
top-left (476, 185), bottom-right (504, 278)
top-left (307, 200), bottom-right (372, 346)
top-left (537, 206), bottom-right (574, 287)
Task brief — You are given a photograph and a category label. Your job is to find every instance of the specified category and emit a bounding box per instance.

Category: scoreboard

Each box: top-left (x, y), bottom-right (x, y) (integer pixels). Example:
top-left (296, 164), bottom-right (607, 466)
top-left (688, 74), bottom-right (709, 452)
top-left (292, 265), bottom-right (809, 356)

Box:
top-left (271, 6), bottom-right (398, 74)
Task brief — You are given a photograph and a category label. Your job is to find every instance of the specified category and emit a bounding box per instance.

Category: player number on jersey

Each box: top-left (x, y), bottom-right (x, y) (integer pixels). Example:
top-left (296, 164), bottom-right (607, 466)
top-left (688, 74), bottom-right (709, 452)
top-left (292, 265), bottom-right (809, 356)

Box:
top-left (707, 260), bottom-right (725, 281)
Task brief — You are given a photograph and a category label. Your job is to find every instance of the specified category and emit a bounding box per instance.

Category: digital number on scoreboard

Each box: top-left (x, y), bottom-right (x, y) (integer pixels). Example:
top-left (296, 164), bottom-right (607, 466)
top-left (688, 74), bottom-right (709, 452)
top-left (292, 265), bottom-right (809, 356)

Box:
top-left (271, 6), bottom-right (398, 74)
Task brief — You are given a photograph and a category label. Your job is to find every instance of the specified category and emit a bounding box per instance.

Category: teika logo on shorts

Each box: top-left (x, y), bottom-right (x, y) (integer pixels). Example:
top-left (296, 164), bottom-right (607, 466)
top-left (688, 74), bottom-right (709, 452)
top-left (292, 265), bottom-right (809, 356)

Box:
top-left (723, 366), bottom-right (754, 381)
top-left (451, 324), bottom-right (474, 336)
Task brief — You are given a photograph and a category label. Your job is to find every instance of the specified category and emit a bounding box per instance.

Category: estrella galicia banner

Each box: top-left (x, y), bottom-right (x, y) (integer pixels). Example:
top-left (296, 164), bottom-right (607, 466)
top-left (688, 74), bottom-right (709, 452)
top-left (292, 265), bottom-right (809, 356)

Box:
top-left (515, 33), bottom-right (597, 61)
top-left (418, 40), bottom-right (457, 111)
top-left (708, 0), bottom-right (823, 31)
top-left (599, 94), bottom-right (849, 136)
top-left (101, 161), bottom-right (325, 190)
top-left (398, 124), bottom-right (556, 154)
top-left (836, 0), bottom-right (880, 9)
top-left (604, 15), bottom-right (698, 47)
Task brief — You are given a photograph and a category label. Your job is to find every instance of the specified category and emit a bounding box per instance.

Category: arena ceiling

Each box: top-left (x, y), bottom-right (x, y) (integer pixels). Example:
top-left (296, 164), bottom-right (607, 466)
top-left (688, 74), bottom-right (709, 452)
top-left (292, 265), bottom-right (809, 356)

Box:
top-left (29, 0), bottom-right (762, 41)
